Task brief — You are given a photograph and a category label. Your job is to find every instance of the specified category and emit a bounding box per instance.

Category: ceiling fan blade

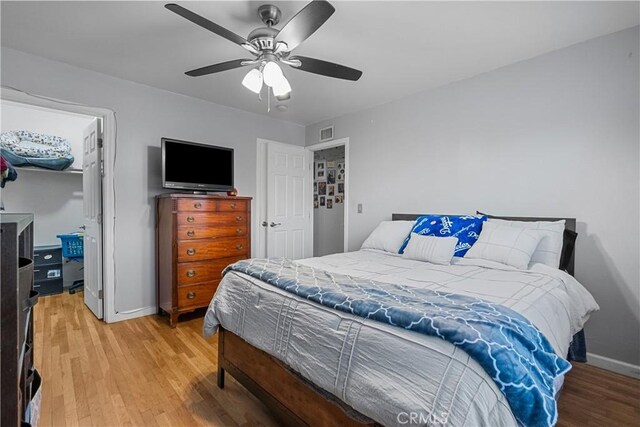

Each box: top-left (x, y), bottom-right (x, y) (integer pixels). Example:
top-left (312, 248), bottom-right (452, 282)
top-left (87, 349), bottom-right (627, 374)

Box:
top-left (165, 3), bottom-right (248, 47)
top-left (185, 59), bottom-right (251, 77)
top-left (274, 0), bottom-right (335, 52)
top-left (289, 56), bottom-right (362, 81)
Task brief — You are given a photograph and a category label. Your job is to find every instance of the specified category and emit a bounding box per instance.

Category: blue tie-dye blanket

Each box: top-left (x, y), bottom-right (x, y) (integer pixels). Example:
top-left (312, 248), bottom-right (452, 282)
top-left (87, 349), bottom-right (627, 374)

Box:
top-left (224, 258), bottom-right (571, 427)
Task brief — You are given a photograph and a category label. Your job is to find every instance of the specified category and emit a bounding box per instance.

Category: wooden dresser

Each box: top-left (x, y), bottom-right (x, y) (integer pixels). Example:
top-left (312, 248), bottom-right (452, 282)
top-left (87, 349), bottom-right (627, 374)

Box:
top-left (156, 194), bottom-right (252, 327)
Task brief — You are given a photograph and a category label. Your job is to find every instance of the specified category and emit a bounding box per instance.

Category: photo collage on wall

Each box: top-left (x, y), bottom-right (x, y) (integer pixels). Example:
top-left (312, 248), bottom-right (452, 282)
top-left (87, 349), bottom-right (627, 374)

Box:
top-left (314, 159), bottom-right (344, 209)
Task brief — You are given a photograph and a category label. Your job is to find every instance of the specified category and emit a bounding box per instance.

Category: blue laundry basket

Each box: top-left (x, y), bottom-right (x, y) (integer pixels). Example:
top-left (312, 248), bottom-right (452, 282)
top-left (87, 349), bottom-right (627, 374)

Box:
top-left (56, 233), bottom-right (84, 259)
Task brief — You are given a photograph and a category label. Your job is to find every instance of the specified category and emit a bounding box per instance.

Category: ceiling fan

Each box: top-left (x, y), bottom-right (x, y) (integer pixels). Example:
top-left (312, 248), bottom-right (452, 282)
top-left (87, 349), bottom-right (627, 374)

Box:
top-left (165, 0), bottom-right (362, 101)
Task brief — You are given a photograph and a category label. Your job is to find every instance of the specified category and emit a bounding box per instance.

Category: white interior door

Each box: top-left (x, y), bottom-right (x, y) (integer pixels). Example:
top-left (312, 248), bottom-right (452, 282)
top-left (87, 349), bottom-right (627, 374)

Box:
top-left (82, 118), bottom-right (103, 319)
top-left (266, 142), bottom-right (312, 259)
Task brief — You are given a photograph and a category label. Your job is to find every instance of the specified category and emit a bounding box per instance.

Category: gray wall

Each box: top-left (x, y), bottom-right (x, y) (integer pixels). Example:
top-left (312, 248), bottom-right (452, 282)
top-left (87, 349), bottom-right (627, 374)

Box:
top-left (306, 27), bottom-right (640, 365)
top-left (313, 146), bottom-right (345, 256)
top-left (1, 47), bottom-right (305, 316)
top-left (2, 169), bottom-right (84, 246)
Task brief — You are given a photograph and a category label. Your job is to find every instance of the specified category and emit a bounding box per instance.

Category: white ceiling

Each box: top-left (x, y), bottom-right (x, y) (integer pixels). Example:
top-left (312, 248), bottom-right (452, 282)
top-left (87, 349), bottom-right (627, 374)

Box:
top-left (2, 1), bottom-right (638, 125)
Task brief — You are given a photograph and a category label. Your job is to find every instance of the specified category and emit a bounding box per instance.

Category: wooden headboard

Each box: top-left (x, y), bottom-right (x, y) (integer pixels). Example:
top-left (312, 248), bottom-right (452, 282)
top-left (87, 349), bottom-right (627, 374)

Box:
top-left (391, 213), bottom-right (576, 276)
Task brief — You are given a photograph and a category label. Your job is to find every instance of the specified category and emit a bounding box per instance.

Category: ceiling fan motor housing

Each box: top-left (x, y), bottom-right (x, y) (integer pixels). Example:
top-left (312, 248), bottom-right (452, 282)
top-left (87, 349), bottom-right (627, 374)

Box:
top-left (248, 26), bottom-right (278, 51)
top-left (248, 5), bottom-right (282, 51)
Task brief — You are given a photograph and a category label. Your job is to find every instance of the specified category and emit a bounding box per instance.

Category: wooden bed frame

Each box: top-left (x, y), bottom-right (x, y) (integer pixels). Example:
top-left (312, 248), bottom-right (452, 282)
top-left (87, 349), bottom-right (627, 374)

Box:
top-left (216, 213), bottom-right (578, 426)
top-left (216, 328), bottom-right (379, 427)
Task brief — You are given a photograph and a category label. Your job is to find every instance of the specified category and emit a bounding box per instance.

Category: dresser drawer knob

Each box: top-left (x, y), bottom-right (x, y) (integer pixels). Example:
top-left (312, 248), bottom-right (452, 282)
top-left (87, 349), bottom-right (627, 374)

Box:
top-left (186, 291), bottom-right (196, 300)
top-left (236, 243), bottom-right (244, 250)
top-left (187, 248), bottom-right (196, 256)
top-left (194, 202), bottom-right (202, 209)
top-left (236, 216), bottom-right (242, 222)
top-left (186, 270), bottom-right (196, 278)
top-left (186, 216), bottom-right (195, 223)
top-left (230, 203), bottom-right (237, 209)
top-left (186, 230), bottom-right (195, 237)
top-left (236, 228), bottom-right (242, 235)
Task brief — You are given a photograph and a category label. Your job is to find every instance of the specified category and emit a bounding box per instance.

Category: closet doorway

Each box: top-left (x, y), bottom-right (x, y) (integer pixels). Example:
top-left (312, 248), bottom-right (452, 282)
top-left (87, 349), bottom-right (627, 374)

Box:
top-left (308, 138), bottom-right (349, 256)
top-left (0, 96), bottom-right (106, 320)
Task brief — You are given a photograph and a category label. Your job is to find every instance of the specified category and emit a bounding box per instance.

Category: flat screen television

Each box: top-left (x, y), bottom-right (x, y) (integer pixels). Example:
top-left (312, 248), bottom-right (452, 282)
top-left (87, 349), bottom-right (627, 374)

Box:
top-left (162, 138), bottom-right (234, 192)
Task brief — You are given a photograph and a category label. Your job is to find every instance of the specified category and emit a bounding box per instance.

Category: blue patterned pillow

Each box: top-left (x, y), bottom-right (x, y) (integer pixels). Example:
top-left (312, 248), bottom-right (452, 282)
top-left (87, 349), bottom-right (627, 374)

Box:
top-left (399, 214), bottom-right (487, 256)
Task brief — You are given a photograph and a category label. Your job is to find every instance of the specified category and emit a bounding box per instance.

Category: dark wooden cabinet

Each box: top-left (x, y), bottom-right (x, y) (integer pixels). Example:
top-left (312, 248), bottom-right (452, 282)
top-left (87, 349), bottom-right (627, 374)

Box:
top-left (156, 194), bottom-right (252, 327)
top-left (1, 213), bottom-right (40, 427)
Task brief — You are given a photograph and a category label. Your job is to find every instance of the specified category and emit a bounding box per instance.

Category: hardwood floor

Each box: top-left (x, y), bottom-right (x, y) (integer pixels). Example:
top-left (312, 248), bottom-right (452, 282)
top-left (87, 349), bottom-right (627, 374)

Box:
top-left (557, 361), bottom-right (640, 426)
top-left (35, 292), bottom-right (639, 426)
top-left (34, 292), bottom-right (278, 427)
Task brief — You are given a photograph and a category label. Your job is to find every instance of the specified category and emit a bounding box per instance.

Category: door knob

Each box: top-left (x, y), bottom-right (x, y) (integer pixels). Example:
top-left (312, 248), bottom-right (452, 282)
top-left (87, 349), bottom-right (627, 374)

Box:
top-left (261, 221), bottom-right (268, 227)
top-left (270, 222), bottom-right (282, 227)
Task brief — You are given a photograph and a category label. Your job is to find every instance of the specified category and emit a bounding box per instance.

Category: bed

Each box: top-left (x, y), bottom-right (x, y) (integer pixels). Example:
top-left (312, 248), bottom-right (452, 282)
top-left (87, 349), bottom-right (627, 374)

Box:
top-left (204, 214), bottom-right (598, 427)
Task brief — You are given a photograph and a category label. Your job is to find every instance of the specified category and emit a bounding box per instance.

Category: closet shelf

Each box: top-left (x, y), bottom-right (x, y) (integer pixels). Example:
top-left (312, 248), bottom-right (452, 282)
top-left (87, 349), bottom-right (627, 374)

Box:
top-left (14, 166), bottom-right (82, 175)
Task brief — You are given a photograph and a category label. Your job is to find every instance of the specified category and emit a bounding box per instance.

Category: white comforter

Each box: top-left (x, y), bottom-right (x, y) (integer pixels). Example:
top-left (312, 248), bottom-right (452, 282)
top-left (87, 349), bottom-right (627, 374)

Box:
top-left (204, 250), bottom-right (598, 426)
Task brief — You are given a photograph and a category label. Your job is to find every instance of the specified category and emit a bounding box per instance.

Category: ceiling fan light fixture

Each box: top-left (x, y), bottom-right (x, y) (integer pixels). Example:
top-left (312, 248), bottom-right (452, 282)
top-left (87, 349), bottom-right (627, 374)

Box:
top-left (262, 60), bottom-right (283, 87)
top-left (272, 74), bottom-right (292, 97)
top-left (242, 68), bottom-right (263, 94)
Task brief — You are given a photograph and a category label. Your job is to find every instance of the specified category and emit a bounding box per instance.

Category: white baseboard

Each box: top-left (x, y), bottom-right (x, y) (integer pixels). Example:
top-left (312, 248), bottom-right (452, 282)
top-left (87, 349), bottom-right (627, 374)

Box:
top-left (107, 306), bottom-right (157, 323)
top-left (587, 352), bottom-right (640, 378)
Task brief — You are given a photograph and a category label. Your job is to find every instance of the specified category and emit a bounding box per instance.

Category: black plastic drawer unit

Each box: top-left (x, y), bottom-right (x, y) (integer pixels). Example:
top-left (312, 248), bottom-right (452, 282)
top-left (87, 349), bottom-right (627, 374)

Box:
top-left (33, 245), bottom-right (62, 267)
top-left (33, 265), bottom-right (62, 282)
top-left (33, 245), bottom-right (64, 295)
top-left (34, 278), bottom-right (63, 296)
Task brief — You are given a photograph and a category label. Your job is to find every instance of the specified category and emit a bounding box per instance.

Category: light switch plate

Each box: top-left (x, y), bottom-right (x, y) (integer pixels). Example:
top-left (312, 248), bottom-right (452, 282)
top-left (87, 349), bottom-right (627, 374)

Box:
top-left (357, 203), bottom-right (363, 213)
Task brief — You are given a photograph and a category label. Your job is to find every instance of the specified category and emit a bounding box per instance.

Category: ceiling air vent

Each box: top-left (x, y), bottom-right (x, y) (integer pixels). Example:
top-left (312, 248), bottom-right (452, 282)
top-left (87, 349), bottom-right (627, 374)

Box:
top-left (319, 126), bottom-right (334, 142)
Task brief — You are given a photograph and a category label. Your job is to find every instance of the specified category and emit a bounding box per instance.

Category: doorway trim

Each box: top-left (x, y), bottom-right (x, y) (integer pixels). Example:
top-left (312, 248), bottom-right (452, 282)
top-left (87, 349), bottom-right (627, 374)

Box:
top-left (307, 137), bottom-right (350, 253)
top-left (1, 87), bottom-right (118, 323)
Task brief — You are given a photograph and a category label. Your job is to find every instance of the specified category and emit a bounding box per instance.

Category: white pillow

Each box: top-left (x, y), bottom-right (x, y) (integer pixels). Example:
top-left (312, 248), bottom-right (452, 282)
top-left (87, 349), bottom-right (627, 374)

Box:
top-left (402, 234), bottom-right (458, 265)
top-left (361, 221), bottom-right (413, 253)
top-left (465, 221), bottom-right (543, 269)
top-left (489, 218), bottom-right (565, 268)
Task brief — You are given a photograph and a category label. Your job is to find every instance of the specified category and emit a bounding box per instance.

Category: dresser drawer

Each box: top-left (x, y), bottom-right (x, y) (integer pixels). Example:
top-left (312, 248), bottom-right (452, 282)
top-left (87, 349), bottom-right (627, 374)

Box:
top-left (177, 224), bottom-right (247, 240)
top-left (177, 256), bottom-right (244, 286)
top-left (217, 199), bottom-right (247, 212)
top-left (177, 237), bottom-right (248, 262)
top-left (177, 282), bottom-right (218, 309)
top-left (34, 278), bottom-right (63, 296)
top-left (177, 212), bottom-right (247, 226)
top-left (34, 246), bottom-right (62, 266)
top-left (176, 199), bottom-right (217, 212)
